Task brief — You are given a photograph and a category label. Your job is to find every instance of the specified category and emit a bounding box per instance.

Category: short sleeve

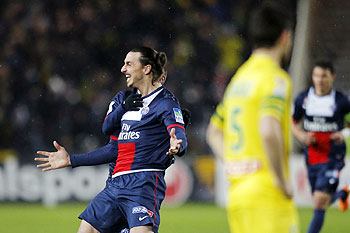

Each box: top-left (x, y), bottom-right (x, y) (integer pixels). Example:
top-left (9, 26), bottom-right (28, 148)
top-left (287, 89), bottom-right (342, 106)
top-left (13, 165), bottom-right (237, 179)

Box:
top-left (259, 76), bottom-right (290, 121)
top-left (292, 91), bottom-right (307, 123)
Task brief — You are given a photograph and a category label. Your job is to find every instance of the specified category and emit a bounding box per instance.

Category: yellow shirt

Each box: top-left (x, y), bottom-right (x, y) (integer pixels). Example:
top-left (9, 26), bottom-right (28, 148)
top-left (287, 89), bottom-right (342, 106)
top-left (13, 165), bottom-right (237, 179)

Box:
top-left (210, 54), bottom-right (292, 182)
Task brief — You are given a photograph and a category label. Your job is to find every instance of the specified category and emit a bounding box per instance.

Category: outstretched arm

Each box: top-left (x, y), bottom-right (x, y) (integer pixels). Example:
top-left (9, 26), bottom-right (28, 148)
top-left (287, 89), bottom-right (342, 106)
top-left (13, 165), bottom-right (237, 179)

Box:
top-left (35, 139), bottom-right (119, 170)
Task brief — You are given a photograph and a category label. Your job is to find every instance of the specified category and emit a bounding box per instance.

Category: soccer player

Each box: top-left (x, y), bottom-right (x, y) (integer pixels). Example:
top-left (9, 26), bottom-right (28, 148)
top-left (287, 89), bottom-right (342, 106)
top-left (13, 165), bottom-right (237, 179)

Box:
top-left (36, 46), bottom-right (188, 233)
top-left (292, 61), bottom-right (350, 233)
top-left (206, 3), bottom-right (299, 233)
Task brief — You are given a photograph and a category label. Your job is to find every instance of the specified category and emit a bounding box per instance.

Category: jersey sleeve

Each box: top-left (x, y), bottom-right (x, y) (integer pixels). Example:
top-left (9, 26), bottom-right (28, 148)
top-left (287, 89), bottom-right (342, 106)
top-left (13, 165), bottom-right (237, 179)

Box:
top-left (259, 76), bottom-right (290, 122)
top-left (102, 91), bottom-right (127, 135)
top-left (209, 102), bottom-right (225, 131)
top-left (343, 95), bottom-right (350, 114)
top-left (292, 92), bottom-right (306, 123)
top-left (70, 136), bottom-right (118, 168)
top-left (158, 98), bottom-right (188, 155)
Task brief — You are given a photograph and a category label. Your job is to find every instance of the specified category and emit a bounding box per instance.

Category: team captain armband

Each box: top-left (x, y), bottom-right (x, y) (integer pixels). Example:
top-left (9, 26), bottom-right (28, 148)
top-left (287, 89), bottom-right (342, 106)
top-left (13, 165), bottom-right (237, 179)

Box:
top-left (259, 95), bottom-right (286, 120)
top-left (260, 76), bottom-right (288, 120)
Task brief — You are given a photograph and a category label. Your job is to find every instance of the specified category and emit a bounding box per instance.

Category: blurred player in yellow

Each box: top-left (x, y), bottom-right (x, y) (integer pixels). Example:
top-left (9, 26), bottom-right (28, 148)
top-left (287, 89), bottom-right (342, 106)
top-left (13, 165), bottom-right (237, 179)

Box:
top-left (206, 2), bottom-right (299, 233)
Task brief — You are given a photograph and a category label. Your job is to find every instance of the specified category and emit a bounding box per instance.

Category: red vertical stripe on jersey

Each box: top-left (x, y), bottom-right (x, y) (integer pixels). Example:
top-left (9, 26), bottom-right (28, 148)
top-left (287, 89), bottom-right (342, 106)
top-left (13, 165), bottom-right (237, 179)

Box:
top-left (113, 143), bottom-right (135, 174)
top-left (308, 132), bottom-right (331, 165)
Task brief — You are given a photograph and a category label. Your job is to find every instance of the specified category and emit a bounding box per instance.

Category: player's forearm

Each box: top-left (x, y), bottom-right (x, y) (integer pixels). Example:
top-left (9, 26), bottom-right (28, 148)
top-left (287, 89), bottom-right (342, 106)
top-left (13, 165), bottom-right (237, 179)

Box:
top-left (206, 123), bottom-right (224, 161)
top-left (260, 116), bottom-right (287, 188)
top-left (291, 121), bottom-right (306, 143)
top-left (70, 142), bottom-right (118, 168)
top-left (175, 129), bottom-right (188, 156)
top-left (102, 105), bottom-right (126, 135)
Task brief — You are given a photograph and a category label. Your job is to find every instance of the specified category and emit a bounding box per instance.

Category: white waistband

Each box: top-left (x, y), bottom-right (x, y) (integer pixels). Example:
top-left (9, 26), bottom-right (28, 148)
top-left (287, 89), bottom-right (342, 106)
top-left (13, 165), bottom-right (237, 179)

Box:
top-left (112, 168), bottom-right (164, 178)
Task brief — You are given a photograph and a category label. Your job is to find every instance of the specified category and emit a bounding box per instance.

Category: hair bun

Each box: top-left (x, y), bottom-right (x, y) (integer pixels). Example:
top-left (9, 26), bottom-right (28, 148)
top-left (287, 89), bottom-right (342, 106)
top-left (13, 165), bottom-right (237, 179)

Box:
top-left (156, 52), bottom-right (167, 69)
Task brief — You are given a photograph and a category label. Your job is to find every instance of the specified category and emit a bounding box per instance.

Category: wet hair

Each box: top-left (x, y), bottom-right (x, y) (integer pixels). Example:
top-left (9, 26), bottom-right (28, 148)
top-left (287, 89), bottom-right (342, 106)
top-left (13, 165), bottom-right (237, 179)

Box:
top-left (248, 2), bottom-right (294, 49)
top-left (314, 60), bottom-right (335, 74)
top-left (130, 46), bottom-right (167, 84)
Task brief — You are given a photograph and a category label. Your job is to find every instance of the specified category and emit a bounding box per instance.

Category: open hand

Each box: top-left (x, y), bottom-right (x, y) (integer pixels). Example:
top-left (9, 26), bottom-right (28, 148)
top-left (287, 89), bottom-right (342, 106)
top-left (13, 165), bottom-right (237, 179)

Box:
top-left (35, 141), bottom-right (71, 171)
top-left (166, 128), bottom-right (183, 155)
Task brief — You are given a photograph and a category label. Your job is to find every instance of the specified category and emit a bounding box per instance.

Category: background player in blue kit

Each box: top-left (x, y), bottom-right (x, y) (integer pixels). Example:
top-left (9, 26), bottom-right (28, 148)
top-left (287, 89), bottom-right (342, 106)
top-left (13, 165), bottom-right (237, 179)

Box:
top-left (35, 47), bottom-right (188, 233)
top-left (292, 60), bottom-right (350, 233)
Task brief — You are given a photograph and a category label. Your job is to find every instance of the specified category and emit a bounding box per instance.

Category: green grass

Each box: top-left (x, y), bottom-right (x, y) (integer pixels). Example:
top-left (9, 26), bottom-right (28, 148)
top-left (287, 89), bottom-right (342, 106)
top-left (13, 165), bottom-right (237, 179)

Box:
top-left (0, 202), bottom-right (349, 233)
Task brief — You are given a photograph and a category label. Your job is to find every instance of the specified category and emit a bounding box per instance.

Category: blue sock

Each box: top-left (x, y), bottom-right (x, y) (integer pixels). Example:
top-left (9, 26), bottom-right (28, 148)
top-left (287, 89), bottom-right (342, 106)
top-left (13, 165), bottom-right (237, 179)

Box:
top-left (330, 189), bottom-right (347, 204)
top-left (307, 209), bottom-right (325, 233)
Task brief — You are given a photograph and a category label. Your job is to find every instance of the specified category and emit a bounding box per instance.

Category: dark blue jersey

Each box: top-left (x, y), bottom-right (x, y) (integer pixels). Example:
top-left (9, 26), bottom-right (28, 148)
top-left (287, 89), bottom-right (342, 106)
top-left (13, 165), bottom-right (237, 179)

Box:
top-left (293, 87), bottom-right (350, 165)
top-left (103, 86), bottom-right (187, 177)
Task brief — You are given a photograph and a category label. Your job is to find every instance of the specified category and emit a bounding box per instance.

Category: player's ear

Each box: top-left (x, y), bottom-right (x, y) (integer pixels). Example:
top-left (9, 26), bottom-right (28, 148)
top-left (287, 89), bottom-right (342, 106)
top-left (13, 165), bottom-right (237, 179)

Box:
top-left (275, 29), bottom-right (290, 48)
top-left (332, 73), bottom-right (336, 81)
top-left (143, 64), bottom-right (152, 75)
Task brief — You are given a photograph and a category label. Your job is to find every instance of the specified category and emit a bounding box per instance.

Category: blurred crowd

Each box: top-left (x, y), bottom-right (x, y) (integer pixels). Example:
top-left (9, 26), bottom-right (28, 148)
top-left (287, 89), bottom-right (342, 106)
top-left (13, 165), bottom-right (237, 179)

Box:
top-left (0, 0), bottom-right (255, 162)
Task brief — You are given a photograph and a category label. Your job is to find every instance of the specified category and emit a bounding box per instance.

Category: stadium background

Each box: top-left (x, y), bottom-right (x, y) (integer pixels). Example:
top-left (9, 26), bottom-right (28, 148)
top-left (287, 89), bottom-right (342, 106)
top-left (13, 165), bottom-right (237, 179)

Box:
top-left (1, 0), bottom-right (350, 232)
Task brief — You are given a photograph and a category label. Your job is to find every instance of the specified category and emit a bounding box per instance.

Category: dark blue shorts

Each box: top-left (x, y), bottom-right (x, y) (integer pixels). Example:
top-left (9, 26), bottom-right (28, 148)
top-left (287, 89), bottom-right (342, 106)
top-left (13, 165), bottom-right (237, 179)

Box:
top-left (79, 171), bottom-right (166, 233)
top-left (307, 162), bottom-right (342, 194)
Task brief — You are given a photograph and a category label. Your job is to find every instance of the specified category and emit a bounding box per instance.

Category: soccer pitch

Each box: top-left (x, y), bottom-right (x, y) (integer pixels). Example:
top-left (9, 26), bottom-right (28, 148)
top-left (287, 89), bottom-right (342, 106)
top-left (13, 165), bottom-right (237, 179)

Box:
top-left (0, 202), bottom-right (349, 233)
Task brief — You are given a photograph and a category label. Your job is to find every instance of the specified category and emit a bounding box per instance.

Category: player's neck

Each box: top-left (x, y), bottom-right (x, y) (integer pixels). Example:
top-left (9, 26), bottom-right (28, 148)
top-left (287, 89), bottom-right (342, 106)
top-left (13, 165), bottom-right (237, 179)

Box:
top-left (314, 87), bottom-right (332, 96)
top-left (253, 47), bottom-right (282, 66)
top-left (137, 82), bottom-right (162, 97)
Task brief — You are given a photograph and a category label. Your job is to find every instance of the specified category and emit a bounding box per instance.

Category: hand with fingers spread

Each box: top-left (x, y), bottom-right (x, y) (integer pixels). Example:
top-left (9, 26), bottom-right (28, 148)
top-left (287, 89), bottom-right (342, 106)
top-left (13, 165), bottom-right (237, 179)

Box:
top-left (35, 141), bottom-right (71, 171)
top-left (166, 128), bottom-right (183, 155)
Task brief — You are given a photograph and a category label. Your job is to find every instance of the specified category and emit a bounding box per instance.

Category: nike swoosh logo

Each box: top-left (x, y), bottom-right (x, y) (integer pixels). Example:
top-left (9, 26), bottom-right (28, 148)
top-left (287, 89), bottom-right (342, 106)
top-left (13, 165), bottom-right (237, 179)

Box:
top-left (139, 216), bottom-right (148, 221)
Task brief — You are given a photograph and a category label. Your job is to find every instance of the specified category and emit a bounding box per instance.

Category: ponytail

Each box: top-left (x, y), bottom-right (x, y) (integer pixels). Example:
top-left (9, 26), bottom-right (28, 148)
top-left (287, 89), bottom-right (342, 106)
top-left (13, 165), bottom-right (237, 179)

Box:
top-left (131, 46), bottom-right (167, 84)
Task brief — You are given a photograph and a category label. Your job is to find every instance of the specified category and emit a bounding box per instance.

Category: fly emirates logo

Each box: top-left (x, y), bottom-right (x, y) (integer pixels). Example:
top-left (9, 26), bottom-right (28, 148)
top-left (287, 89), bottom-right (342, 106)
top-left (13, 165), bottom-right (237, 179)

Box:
top-left (118, 123), bottom-right (140, 140)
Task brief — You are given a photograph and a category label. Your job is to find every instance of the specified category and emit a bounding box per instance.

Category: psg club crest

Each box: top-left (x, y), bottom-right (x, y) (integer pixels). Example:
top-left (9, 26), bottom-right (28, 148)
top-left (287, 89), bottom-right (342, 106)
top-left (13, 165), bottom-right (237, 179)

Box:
top-left (141, 106), bottom-right (150, 115)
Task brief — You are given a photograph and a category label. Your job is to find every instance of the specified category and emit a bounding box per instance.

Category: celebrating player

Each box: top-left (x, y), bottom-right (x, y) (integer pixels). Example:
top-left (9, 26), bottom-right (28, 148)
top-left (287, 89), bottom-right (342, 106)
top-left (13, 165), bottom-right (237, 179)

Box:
top-left (206, 3), bottom-right (299, 233)
top-left (36, 46), bottom-right (188, 233)
top-left (292, 60), bottom-right (350, 233)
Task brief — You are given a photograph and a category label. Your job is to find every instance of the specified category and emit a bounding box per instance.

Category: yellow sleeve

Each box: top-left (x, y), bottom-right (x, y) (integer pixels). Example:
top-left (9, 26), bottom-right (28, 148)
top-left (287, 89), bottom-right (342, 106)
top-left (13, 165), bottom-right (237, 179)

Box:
top-left (210, 102), bottom-right (225, 130)
top-left (259, 76), bottom-right (290, 121)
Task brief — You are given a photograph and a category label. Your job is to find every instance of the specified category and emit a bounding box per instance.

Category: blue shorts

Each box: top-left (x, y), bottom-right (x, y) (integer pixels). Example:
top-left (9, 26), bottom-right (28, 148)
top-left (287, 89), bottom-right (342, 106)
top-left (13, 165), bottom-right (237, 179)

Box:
top-left (79, 171), bottom-right (166, 233)
top-left (307, 162), bottom-right (342, 194)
